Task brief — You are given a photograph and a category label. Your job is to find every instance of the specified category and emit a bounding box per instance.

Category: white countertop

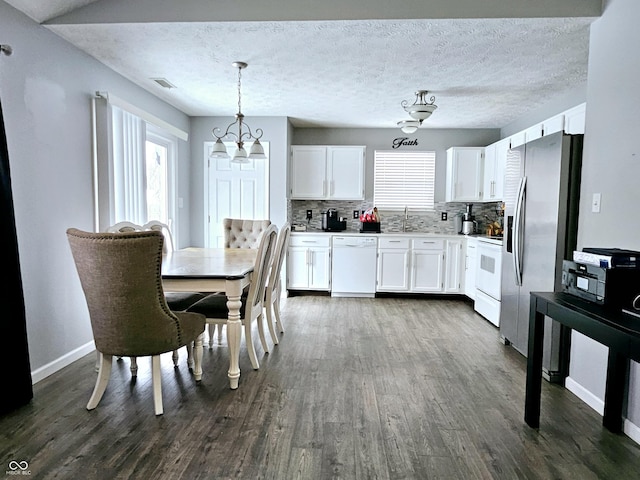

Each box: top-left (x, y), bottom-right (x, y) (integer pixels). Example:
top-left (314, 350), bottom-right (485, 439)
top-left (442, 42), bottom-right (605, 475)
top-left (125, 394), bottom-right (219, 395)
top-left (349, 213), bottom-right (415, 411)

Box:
top-left (291, 230), bottom-right (503, 244)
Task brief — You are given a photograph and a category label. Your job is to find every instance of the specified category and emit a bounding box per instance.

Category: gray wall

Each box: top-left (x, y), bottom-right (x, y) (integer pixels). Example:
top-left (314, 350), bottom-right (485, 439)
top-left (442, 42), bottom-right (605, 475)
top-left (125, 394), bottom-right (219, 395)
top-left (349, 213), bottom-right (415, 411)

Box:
top-left (292, 128), bottom-right (500, 202)
top-left (0, 1), bottom-right (193, 375)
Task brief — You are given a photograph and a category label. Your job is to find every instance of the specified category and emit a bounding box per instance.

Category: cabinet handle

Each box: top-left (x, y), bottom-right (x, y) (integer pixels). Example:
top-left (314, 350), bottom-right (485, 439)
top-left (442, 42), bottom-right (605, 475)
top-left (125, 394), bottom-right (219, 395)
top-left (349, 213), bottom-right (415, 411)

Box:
top-left (331, 180), bottom-right (335, 196)
top-left (323, 180), bottom-right (327, 197)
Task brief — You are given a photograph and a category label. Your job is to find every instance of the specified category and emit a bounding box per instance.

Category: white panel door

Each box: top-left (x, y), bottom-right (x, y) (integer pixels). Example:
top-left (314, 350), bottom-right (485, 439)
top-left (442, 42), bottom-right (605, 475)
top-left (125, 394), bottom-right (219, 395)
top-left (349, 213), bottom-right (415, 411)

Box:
top-left (205, 142), bottom-right (269, 247)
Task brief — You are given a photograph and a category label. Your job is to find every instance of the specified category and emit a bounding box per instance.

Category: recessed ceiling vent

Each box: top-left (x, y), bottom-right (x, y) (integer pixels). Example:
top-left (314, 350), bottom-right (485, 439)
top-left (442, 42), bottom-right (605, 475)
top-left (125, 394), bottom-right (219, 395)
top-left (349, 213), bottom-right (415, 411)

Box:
top-left (151, 78), bottom-right (176, 89)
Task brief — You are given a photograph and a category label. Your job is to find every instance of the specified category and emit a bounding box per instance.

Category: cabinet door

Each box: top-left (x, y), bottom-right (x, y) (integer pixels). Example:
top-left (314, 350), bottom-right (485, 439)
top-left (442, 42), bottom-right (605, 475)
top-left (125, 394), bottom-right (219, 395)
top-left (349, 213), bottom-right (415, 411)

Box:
top-left (493, 138), bottom-right (509, 200)
top-left (287, 247), bottom-right (311, 289)
top-left (290, 146), bottom-right (326, 199)
top-left (411, 250), bottom-right (444, 292)
top-left (465, 242), bottom-right (477, 299)
top-left (446, 147), bottom-right (484, 202)
top-left (327, 146), bottom-right (365, 200)
top-left (444, 240), bottom-right (464, 293)
top-left (308, 247), bottom-right (331, 290)
top-left (482, 143), bottom-right (497, 201)
top-left (377, 248), bottom-right (410, 291)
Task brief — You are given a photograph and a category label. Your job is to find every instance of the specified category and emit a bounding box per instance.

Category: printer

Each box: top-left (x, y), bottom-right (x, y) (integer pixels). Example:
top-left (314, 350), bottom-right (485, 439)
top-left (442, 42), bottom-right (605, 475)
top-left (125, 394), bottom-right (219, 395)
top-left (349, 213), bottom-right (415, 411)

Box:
top-left (562, 248), bottom-right (640, 315)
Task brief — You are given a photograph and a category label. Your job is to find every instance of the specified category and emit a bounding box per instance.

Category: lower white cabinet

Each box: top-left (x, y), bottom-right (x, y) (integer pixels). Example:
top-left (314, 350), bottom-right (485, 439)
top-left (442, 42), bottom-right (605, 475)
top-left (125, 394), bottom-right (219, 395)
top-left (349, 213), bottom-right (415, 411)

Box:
top-left (287, 234), bottom-right (331, 290)
top-left (444, 239), bottom-right (464, 293)
top-left (377, 236), bottom-right (460, 294)
top-left (377, 237), bottom-right (411, 291)
top-left (464, 238), bottom-right (477, 299)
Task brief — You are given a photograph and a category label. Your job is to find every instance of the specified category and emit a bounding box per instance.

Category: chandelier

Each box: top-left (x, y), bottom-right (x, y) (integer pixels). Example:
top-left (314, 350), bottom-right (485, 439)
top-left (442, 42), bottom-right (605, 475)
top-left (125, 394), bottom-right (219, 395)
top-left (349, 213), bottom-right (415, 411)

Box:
top-left (397, 90), bottom-right (437, 134)
top-left (210, 61), bottom-right (266, 164)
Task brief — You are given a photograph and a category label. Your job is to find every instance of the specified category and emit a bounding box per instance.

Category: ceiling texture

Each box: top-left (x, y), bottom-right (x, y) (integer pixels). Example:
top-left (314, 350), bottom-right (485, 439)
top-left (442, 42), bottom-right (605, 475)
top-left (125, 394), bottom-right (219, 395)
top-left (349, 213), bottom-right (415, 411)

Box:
top-left (5, 0), bottom-right (600, 129)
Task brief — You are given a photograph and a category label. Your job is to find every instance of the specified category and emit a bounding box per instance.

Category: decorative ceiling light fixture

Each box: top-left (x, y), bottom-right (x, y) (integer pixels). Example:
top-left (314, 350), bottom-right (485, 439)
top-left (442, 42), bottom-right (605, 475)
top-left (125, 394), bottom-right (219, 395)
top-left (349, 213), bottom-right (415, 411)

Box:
top-left (397, 90), bottom-right (437, 134)
top-left (210, 61), bottom-right (266, 164)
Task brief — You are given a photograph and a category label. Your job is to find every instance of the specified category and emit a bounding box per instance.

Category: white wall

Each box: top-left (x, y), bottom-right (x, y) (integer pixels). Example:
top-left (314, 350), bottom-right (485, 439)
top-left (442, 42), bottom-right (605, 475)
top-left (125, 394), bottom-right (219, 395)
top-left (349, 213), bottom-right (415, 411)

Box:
top-left (0, 1), bottom-right (192, 377)
top-left (572, 0), bottom-right (640, 435)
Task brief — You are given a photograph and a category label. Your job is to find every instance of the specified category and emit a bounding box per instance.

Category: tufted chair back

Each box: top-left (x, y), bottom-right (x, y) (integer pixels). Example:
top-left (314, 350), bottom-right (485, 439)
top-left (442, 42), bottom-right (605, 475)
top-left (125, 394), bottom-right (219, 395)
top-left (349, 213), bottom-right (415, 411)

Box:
top-left (223, 218), bottom-right (272, 249)
top-left (66, 228), bottom-right (204, 356)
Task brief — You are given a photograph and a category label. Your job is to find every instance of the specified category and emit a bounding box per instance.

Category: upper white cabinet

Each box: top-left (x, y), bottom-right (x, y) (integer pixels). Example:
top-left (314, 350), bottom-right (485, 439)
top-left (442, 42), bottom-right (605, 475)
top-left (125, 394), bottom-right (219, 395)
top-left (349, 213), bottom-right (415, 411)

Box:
top-left (563, 103), bottom-right (586, 134)
top-left (290, 145), bottom-right (365, 200)
top-left (482, 138), bottom-right (509, 201)
top-left (445, 147), bottom-right (485, 202)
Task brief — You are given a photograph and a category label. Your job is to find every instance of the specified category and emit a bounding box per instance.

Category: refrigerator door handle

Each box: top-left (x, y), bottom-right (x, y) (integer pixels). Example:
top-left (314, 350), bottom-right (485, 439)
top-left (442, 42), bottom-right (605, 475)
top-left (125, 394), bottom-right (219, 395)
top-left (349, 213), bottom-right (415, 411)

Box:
top-left (513, 176), bottom-right (527, 286)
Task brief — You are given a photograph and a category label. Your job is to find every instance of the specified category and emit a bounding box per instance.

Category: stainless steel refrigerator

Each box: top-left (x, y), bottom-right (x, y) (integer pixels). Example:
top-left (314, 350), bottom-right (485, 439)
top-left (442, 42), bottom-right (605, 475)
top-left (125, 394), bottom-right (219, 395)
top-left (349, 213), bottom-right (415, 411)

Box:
top-left (500, 131), bottom-right (583, 383)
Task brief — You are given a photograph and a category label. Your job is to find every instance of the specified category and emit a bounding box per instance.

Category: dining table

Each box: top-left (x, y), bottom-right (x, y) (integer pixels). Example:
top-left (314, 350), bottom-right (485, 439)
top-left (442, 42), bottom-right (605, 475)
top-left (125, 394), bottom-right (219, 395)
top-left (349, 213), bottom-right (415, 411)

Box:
top-left (161, 247), bottom-right (257, 389)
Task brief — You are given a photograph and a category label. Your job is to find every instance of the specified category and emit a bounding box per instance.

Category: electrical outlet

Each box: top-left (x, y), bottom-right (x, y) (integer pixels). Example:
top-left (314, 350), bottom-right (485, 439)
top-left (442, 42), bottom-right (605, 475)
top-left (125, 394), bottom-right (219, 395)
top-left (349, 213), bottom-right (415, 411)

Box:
top-left (306, 209), bottom-right (313, 220)
top-left (353, 210), bottom-right (360, 219)
top-left (441, 212), bottom-right (448, 221)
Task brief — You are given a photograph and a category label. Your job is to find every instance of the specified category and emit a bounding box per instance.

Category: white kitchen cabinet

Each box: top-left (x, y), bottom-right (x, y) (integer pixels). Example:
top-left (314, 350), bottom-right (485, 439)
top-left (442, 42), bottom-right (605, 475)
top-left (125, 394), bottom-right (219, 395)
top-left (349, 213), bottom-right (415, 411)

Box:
top-left (377, 237), bottom-right (411, 291)
top-left (482, 138), bottom-right (508, 201)
top-left (287, 234), bottom-right (331, 291)
top-left (411, 238), bottom-right (444, 293)
top-left (563, 103), bottom-right (586, 134)
top-left (290, 145), bottom-right (365, 200)
top-left (445, 147), bottom-right (485, 202)
top-left (465, 237), bottom-right (477, 299)
top-left (444, 239), bottom-right (464, 293)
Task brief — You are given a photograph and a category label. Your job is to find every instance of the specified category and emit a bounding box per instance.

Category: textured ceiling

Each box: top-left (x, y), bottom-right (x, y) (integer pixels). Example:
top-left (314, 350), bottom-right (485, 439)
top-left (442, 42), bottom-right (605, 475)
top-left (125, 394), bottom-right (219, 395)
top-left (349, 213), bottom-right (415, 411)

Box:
top-left (5, 0), bottom-right (594, 129)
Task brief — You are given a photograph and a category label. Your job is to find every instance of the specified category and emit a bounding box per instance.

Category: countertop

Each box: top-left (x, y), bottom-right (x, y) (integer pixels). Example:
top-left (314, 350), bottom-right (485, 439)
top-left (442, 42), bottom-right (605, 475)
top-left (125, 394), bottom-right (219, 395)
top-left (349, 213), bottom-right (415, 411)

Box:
top-left (291, 230), bottom-right (503, 244)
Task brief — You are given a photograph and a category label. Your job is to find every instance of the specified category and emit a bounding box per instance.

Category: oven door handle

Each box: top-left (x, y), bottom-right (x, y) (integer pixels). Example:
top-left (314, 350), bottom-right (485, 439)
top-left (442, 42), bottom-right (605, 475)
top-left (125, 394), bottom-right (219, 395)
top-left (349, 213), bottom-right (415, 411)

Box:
top-left (513, 176), bottom-right (526, 286)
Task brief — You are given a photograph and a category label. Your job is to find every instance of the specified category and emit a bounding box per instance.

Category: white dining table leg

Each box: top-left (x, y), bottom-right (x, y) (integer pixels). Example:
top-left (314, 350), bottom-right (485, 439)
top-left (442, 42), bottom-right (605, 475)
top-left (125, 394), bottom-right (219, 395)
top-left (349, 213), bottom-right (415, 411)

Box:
top-left (193, 332), bottom-right (204, 381)
top-left (226, 279), bottom-right (243, 389)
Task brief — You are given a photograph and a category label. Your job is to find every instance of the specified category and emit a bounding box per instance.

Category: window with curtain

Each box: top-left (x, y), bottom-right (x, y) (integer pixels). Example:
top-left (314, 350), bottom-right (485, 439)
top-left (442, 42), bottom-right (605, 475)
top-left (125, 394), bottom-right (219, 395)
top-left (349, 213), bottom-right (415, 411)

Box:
top-left (373, 150), bottom-right (436, 210)
top-left (93, 97), bottom-right (179, 232)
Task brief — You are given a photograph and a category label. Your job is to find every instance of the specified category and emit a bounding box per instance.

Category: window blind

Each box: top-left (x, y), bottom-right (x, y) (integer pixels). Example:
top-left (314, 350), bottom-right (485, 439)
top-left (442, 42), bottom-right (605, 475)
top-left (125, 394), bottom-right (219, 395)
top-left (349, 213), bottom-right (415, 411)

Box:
top-left (373, 150), bottom-right (436, 210)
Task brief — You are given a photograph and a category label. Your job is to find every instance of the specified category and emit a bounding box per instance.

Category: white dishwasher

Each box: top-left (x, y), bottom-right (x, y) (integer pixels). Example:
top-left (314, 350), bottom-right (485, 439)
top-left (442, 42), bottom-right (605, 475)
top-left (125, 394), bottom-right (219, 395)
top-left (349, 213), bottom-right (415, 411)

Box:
top-left (331, 235), bottom-right (378, 298)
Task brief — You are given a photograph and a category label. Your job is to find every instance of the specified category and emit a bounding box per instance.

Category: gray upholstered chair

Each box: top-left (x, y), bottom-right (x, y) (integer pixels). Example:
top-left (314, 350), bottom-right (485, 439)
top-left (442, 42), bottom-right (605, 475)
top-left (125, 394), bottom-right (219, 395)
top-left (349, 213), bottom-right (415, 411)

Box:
top-left (67, 228), bottom-right (206, 415)
top-left (223, 218), bottom-right (272, 249)
top-left (107, 221), bottom-right (205, 374)
top-left (264, 222), bottom-right (291, 345)
top-left (188, 224), bottom-right (278, 370)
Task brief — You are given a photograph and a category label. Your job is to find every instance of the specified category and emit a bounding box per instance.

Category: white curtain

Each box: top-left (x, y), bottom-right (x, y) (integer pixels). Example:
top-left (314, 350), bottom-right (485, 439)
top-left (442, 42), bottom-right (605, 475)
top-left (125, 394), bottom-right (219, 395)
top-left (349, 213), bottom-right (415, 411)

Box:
top-left (111, 106), bottom-right (147, 225)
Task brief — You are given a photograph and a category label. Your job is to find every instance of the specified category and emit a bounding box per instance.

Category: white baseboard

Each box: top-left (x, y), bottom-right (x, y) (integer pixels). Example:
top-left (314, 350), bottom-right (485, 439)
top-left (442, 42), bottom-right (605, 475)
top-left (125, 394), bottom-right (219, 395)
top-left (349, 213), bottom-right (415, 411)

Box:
top-left (566, 376), bottom-right (640, 446)
top-left (31, 340), bottom-right (95, 384)
top-left (624, 418), bottom-right (640, 445)
top-left (565, 376), bottom-right (605, 415)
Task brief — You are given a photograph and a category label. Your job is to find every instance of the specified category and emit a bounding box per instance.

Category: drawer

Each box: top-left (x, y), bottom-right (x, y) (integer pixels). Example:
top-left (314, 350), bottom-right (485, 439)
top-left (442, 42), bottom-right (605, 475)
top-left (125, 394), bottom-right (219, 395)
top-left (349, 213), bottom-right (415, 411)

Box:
top-left (379, 237), bottom-right (410, 249)
top-left (412, 238), bottom-right (444, 250)
top-left (474, 290), bottom-right (500, 327)
top-left (290, 234), bottom-right (331, 247)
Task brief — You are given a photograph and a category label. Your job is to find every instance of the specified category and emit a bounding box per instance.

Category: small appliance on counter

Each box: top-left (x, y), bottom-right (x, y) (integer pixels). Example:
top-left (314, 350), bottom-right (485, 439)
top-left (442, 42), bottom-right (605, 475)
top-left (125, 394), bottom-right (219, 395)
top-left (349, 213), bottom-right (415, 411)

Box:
top-left (322, 208), bottom-right (347, 232)
top-left (461, 203), bottom-right (477, 235)
top-left (292, 223), bottom-right (307, 232)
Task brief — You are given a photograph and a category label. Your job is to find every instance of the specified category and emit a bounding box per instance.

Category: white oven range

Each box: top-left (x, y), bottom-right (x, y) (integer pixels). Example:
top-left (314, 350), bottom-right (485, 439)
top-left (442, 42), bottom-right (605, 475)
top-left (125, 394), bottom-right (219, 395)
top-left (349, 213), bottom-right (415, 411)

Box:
top-left (474, 237), bottom-right (503, 326)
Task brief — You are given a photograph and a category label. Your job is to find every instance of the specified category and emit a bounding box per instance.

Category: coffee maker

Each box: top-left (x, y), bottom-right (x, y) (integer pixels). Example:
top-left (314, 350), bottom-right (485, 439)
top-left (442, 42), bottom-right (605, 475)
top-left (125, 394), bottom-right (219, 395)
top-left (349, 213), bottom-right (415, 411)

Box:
top-left (322, 208), bottom-right (346, 231)
top-left (461, 203), bottom-right (477, 235)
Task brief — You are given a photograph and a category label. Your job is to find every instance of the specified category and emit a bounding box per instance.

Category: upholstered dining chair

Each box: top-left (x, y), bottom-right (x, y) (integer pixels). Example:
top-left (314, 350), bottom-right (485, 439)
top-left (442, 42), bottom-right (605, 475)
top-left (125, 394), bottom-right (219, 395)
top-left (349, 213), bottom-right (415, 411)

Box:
top-left (206, 217), bottom-right (272, 347)
top-left (66, 228), bottom-right (206, 415)
top-left (223, 218), bottom-right (272, 249)
top-left (264, 222), bottom-right (291, 346)
top-left (187, 223), bottom-right (278, 370)
top-left (106, 221), bottom-right (205, 374)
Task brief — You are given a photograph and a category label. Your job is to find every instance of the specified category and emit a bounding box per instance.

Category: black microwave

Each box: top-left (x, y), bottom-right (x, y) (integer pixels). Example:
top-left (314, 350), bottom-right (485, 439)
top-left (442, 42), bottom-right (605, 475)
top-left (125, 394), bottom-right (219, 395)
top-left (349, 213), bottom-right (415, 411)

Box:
top-left (561, 260), bottom-right (640, 314)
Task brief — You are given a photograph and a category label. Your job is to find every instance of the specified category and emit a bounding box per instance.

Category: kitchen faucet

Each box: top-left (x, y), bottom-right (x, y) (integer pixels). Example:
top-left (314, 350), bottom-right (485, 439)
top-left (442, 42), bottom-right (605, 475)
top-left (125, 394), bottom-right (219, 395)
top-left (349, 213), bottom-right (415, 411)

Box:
top-left (402, 206), bottom-right (408, 232)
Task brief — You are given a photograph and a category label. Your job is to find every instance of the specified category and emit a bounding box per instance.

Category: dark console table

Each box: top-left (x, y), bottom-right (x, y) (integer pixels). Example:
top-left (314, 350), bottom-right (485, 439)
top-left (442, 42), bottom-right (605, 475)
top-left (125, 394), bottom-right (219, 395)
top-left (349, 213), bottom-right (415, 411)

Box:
top-left (526, 292), bottom-right (640, 433)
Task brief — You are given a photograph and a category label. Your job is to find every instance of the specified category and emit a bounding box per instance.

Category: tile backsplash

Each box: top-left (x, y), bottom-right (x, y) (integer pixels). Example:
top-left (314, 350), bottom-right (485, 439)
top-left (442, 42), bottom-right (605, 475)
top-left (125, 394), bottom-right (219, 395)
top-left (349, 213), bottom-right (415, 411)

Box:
top-left (289, 200), bottom-right (503, 234)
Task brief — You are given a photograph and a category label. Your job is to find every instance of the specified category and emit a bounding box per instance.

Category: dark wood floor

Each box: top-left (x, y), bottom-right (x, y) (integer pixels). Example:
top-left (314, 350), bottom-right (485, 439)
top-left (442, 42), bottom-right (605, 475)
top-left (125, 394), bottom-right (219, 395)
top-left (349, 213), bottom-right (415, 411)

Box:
top-left (3, 296), bottom-right (640, 479)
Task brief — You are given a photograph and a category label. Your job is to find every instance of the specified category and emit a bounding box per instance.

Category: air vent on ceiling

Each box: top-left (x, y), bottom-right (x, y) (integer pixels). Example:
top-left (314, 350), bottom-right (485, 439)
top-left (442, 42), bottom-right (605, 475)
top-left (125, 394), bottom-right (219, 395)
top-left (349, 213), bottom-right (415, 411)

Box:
top-left (151, 78), bottom-right (176, 89)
